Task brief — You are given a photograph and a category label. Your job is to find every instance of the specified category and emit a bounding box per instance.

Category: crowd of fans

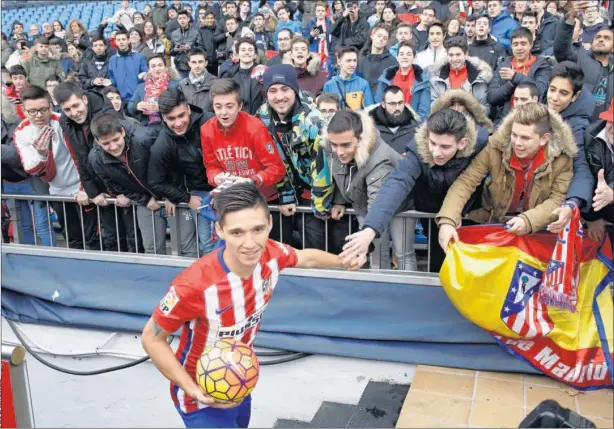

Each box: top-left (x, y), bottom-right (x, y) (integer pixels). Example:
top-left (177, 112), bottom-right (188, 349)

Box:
top-left (1, 0), bottom-right (613, 273)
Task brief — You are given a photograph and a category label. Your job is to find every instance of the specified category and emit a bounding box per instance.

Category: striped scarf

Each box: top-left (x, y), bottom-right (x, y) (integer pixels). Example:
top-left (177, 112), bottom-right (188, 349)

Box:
top-left (539, 203), bottom-right (582, 312)
top-left (144, 71), bottom-right (170, 125)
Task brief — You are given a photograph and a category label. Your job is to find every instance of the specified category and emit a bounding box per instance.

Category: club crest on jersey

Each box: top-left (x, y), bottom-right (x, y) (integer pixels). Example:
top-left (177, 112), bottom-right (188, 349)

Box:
top-left (262, 276), bottom-right (273, 299)
top-left (159, 286), bottom-right (179, 316)
top-left (265, 143), bottom-right (274, 154)
top-left (500, 262), bottom-right (554, 338)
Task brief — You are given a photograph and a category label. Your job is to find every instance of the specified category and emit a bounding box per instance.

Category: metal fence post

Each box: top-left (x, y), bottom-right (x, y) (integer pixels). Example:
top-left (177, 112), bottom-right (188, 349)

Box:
top-left (8, 198), bottom-right (25, 245)
top-left (168, 213), bottom-right (180, 257)
top-left (1, 345), bottom-right (35, 428)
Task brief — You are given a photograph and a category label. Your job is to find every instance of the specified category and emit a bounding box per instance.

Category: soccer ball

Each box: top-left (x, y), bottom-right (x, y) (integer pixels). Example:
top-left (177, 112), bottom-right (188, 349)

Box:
top-left (196, 338), bottom-right (260, 403)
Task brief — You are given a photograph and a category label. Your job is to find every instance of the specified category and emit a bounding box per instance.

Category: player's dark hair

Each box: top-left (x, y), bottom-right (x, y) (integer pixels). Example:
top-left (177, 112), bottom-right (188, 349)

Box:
top-left (20, 85), bottom-right (51, 103)
top-left (516, 81), bottom-right (540, 99)
top-left (53, 82), bottom-right (84, 105)
top-left (549, 61), bottom-right (584, 95)
top-left (215, 182), bottom-right (270, 225)
top-left (426, 109), bottom-right (468, 143)
top-left (92, 113), bottom-right (124, 139)
top-left (327, 110), bottom-right (363, 139)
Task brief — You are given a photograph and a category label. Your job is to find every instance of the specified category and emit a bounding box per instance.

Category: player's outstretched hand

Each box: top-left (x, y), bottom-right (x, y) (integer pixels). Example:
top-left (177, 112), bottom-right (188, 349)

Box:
top-left (342, 252), bottom-right (366, 271)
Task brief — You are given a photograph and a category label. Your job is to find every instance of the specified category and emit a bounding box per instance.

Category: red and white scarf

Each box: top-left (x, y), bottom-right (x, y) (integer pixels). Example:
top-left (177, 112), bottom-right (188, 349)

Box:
top-left (316, 20), bottom-right (329, 72)
top-left (539, 203), bottom-right (582, 312)
top-left (144, 71), bottom-right (170, 125)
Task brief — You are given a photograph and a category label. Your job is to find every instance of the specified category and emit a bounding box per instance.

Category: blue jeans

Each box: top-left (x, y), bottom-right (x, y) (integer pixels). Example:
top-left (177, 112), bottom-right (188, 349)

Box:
top-left (191, 191), bottom-right (216, 256)
top-left (177, 396), bottom-right (251, 428)
top-left (2, 180), bottom-right (56, 247)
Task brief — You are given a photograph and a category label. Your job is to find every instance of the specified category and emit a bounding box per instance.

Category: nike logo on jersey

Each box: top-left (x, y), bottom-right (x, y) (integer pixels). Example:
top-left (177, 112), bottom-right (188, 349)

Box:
top-left (216, 305), bottom-right (232, 315)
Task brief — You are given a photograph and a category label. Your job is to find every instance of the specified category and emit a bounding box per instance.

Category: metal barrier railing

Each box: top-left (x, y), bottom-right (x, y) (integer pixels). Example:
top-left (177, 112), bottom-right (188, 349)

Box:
top-left (1, 194), bottom-right (438, 272)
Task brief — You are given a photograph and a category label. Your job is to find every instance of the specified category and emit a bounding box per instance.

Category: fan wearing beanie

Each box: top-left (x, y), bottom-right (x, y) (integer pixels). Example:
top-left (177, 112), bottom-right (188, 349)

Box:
top-left (256, 65), bottom-right (336, 251)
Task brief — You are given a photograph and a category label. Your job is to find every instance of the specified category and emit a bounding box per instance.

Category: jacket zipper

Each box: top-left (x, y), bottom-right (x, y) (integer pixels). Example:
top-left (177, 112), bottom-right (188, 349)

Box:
top-left (121, 147), bottom-right (157, 198)
top-left (346, 164), bottom-right (354, 194)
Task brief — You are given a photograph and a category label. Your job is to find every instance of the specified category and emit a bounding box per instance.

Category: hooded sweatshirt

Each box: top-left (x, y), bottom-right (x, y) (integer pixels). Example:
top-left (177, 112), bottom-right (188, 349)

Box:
top-left (201, 111), bottom-right (286, 202)
top-left (322, 73), bottom-right (374, 111)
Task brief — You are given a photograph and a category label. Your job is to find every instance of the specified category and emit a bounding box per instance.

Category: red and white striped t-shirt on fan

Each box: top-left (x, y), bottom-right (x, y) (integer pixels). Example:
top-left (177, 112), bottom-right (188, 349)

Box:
top-left (153, 239), bottom-right (298, 414)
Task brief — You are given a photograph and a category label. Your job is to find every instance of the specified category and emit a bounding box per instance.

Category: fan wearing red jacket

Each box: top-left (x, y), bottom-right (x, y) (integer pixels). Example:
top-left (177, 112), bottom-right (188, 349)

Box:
top-left (201, 78), bottom-right (286, 203)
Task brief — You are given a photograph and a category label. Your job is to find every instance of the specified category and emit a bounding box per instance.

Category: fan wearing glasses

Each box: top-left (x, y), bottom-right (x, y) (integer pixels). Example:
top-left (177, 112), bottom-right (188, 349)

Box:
top-left (13, 85), bottom-right (82, 224)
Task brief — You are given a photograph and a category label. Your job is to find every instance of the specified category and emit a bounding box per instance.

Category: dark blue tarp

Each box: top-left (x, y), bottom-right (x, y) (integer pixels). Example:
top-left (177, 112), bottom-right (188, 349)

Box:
top-left (1, 253), bottom-right (537, 373)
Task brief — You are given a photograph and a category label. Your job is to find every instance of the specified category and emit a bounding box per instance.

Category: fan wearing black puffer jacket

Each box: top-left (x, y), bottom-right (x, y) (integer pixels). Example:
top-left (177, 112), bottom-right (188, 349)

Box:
top-left (147, 89), bottom-right (215, 258)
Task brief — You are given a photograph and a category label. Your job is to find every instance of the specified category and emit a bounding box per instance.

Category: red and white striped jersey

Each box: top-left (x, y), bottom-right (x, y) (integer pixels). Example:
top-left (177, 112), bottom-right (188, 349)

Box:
top-left (152, 239), bottom-right (298, 414)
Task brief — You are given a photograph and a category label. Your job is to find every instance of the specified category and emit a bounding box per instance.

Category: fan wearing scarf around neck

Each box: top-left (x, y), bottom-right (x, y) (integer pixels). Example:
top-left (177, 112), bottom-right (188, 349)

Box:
top-left (127, 54), bottom-right (179, 127)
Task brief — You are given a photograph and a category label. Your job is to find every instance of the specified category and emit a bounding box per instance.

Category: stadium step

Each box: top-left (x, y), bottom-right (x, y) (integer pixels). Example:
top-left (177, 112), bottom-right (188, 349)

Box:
top-left (395, 365), bottom-right (614, 428)
top-left (347, 382), bottom-right (410, 428)
top-left (273, 419), bottom-right (311, 428)
top-left (272, 381), bottom-right (409, 428)
top-left (310, 402), bottom-right (357, 428)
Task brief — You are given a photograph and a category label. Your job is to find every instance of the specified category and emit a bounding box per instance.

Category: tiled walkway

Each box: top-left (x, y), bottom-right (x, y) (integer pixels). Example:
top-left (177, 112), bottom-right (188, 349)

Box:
top-left (396, 365), bottom-right (614, 428)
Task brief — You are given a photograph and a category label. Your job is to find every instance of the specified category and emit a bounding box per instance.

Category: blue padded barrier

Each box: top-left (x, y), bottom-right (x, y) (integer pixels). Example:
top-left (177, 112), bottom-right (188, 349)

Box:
top-left (1, 252), bottom-right (537, 374)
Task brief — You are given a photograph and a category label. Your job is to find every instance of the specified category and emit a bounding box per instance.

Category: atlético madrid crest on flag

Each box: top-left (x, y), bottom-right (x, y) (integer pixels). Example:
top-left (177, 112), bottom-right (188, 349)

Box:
top-left (439, 224), bottom-right (614, 391)
top-left (501, 262), bottom-right (554, 338)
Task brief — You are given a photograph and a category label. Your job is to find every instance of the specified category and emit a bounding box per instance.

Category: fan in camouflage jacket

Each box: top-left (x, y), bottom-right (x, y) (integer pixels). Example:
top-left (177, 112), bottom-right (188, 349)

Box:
top-left (256, 91), bottom-right (334, 216)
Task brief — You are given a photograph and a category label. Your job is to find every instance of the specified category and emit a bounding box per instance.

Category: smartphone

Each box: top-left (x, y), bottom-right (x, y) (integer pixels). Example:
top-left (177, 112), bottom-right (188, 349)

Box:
top-left (316, 25), bottom-right (324, 33)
